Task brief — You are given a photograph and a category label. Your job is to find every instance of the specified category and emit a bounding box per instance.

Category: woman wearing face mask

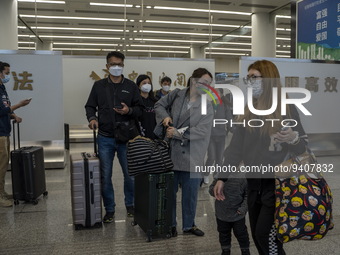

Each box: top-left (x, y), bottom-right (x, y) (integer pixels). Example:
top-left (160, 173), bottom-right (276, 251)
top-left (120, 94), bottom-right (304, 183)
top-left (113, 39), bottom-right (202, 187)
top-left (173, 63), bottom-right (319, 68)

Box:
top-left (136, 74), bottom-right (157, 139)
top-left (214, 60), bottom-right (308, 255)
top-left (155, 68), bottom-right (214, 237)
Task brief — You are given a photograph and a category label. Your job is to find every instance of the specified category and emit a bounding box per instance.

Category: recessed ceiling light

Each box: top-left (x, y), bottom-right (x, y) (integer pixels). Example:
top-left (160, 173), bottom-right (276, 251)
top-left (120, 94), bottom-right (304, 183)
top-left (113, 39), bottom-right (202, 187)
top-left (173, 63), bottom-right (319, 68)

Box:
top-left (18, 0), bottom-right (65, 3)
top-left (90, 2), bottom-right (133, 7)
top-left (154, 6), bottom-right (251, 15)
top-left (139, 30), bottom-right (223, 36)
top-left (20, 14), bottom-right (127, 22)
top-left (134, 38), bottom-right (208, 43)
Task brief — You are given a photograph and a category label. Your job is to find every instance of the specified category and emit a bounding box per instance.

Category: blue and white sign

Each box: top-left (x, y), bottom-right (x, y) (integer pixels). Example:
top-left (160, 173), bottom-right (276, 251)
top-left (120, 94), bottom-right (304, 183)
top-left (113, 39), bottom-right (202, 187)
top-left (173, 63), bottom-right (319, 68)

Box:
top-left (297, 0), bottom-right (340, 60)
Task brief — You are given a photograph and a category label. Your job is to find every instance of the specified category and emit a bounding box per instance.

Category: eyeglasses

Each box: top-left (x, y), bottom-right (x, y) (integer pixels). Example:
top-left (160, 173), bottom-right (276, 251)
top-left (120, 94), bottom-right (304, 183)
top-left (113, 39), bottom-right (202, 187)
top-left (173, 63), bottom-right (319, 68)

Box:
top-left (107, 62), bottom-right (124, 67)
top-left (243, 75), bottom-right (262, 85)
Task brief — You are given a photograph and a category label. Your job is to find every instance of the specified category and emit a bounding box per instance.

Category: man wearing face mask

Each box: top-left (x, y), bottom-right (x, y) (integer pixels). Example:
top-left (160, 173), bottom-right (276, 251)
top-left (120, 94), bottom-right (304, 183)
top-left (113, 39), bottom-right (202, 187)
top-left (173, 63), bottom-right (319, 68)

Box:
top-left (0, 62), bottom-right (31, 207)
top-left (85, 51), bottom-right (143, 223)
top-left (154, 76), bottom-right (172, 101)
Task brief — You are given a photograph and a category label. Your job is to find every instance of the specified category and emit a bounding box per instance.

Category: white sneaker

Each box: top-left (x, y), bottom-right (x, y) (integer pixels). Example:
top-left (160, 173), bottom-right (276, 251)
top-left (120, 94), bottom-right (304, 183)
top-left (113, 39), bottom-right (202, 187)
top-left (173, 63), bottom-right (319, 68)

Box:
top-left (203, 175), bottom-right (210, 184)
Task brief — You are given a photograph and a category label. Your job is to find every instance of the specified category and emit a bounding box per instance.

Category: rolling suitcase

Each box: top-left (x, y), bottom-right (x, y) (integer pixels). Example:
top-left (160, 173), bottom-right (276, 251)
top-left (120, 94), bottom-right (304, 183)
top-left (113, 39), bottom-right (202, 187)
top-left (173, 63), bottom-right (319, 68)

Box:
top-left (10, 122), bottom-right (48, 205)
top-left (132, 171), bottom-right (174, 242)
top-left (70, 128), bottom-right (102, 230)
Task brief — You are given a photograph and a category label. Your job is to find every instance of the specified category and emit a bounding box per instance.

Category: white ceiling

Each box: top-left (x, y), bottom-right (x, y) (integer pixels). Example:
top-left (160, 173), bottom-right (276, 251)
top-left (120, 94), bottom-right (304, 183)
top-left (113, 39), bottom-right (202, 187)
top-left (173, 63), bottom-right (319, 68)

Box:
top-left (17, 0), bottom-right (293, 58)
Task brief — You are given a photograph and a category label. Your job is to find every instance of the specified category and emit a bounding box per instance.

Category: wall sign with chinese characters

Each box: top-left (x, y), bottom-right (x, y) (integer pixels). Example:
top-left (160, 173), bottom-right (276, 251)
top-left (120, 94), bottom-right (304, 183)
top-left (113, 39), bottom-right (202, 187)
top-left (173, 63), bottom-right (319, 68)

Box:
top-left (285, 76), bottom-right (338, 93)
top-left (89, 69), bottom-right (187, 87)
top-left (297, 0), bottom-right (340, 60)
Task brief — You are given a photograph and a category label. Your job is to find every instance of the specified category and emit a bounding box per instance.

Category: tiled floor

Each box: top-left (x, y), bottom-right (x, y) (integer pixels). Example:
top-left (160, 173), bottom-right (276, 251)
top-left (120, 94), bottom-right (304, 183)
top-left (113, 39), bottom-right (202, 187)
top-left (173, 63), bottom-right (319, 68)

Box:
top-left (0, 143), bottom-right (339, 255)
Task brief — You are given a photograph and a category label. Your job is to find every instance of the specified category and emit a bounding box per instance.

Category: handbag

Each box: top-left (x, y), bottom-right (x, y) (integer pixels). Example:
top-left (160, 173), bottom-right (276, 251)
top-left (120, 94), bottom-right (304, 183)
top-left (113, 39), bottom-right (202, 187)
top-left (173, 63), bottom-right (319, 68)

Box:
top-left (105, 85), bottom-right (140, 143)
top-left (275, 148), bottom-right (334, 243)
top-left (127, 136), bottom-right (173, 176)
top-left (114, 120), bottom-right (140, 143)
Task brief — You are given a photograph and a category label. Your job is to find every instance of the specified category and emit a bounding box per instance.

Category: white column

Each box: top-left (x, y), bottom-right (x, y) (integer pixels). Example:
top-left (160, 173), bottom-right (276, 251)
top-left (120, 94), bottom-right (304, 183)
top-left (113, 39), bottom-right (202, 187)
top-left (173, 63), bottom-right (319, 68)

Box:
top-left (251, 13), bottom-right (276, 57)
top-left (0, 0), bottom-right (18, 50)
top-left (36, 41), bottom-right (53, 51)
top-left (190, 46), bottom-right (205, 59)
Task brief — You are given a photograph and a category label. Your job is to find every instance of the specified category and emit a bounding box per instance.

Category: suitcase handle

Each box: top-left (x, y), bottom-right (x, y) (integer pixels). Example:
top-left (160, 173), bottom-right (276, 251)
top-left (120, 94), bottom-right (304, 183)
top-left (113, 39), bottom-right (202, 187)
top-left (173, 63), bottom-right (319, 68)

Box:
top-left (12, 121), bottom-right (21, 150)
top-left (93, 125), bottom-right (97, 157)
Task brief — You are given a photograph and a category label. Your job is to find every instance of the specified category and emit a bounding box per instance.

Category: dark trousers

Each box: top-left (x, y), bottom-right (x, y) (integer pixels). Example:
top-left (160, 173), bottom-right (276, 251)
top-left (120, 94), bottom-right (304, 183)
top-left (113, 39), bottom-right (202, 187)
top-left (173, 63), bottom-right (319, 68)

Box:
top-left (205, 136), bottom-right (225, 176)
top-left (216, 217), bottom-right (250, 250)
top-left (248, 190), bottom-right (285, 255)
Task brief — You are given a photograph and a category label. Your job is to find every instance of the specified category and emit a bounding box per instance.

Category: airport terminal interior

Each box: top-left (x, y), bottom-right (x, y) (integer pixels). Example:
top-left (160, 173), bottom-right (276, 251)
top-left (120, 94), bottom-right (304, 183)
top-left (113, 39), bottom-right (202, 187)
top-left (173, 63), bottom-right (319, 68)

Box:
top-left (0, 142), bottom-right (339, 254)
top-left (1, 0), bottom-right (340, 254)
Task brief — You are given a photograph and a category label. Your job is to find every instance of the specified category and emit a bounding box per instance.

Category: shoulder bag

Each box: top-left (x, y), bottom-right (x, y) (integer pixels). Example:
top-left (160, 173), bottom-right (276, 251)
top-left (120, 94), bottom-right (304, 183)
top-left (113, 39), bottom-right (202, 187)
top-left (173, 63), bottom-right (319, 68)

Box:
top-left (275, 147), bottom-right (334, 243)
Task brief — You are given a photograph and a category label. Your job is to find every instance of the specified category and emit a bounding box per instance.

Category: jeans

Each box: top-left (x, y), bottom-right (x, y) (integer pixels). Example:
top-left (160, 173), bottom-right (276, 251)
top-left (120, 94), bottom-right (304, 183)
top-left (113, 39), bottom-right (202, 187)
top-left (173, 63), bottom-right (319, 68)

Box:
top-left (216, 217), bottom-right (250, 250)
top-left (172, 171), bottom-right (202, 231)
top-left (97, 134), bottom-right (134, 213)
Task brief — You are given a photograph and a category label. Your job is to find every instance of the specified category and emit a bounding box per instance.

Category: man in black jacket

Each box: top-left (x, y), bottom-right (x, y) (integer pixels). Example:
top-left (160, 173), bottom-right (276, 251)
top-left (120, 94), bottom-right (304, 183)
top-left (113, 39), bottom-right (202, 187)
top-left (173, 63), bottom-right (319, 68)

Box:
top-left (85, 51), bottom-right (143, 222)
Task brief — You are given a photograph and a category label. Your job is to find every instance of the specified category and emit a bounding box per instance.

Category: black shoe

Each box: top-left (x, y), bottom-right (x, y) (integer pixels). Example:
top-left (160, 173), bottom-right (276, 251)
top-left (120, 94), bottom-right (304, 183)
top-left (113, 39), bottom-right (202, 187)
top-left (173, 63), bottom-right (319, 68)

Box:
top-left (103, 212), bottom-right (115, 223)
top-left (241, 248), bottom-right (250, 255)
top-left (171, 227), bottom-right (178, 237)
top-left (126, 206), bottom-right (134, 217)
top-left (183, 226), bottom-right (204, 236)
top-left (221, 249), bottom-right (230, 255)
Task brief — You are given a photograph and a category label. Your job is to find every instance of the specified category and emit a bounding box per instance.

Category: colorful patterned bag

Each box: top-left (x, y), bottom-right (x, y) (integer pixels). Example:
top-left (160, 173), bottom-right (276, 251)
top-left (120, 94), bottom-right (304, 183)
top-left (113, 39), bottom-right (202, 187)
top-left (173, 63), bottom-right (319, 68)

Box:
top-left (275, 149), bottom-right (334, 243)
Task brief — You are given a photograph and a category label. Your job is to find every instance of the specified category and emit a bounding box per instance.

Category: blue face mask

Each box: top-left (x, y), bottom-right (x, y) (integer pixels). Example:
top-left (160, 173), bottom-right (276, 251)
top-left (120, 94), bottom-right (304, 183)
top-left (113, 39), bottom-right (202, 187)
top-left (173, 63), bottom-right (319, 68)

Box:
top-left (1, 74), bottom-right (10, 84)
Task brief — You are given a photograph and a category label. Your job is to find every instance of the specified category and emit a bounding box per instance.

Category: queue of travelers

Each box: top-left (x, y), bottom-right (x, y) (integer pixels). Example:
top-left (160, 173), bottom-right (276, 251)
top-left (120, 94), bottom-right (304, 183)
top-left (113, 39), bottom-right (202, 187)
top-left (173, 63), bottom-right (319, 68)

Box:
top-left (2, 51), bottom-right (318, 255)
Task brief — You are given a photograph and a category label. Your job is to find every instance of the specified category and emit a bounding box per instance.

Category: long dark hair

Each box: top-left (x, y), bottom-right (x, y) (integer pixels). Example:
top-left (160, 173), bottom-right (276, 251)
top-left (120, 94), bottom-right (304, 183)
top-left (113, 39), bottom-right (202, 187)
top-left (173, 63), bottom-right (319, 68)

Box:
top-left (136, 74), bottom-right (157, 102)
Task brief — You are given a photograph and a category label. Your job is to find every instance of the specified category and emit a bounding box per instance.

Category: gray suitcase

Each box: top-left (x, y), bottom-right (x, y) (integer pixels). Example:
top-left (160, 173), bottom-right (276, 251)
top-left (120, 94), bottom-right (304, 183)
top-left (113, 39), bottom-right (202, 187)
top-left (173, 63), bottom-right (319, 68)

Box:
top-left (70, 129), bottom-right (102, 230)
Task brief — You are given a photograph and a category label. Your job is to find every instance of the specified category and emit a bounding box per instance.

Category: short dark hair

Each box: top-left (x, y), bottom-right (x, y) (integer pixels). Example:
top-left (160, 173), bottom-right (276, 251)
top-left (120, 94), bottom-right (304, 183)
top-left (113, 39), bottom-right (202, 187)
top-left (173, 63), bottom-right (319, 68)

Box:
top-left (161, 76), bottom-right (172, 84)
top-left (106, 51), bottom-right (125, 63)
top-left (0, 62), bottom-right (10, 73)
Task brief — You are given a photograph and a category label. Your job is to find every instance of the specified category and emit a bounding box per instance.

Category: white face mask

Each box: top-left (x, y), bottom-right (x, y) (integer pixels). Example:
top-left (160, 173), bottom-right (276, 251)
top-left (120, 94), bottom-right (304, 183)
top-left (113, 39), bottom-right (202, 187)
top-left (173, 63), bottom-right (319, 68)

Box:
top-left (109, 66), bottom-right (123, 77)
top-left (247, 80), bottom-right (263, 98)
top-left (141, 83), bottom-right (152, 93)
top-left (162, 85), bottom-right (170, 92)
top-left (1, 74), bottom-right (10, 84)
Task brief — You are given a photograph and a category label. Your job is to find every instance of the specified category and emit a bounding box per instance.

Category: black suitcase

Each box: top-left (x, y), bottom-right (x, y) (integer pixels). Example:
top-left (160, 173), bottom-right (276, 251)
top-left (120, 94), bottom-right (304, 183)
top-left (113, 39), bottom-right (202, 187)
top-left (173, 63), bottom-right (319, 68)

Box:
top-left (70, 128), bottom-right (102, 230)
top-left (10, 122), bottom-right (48, 205)
top-left (132, 172), bottom-right (174, 242)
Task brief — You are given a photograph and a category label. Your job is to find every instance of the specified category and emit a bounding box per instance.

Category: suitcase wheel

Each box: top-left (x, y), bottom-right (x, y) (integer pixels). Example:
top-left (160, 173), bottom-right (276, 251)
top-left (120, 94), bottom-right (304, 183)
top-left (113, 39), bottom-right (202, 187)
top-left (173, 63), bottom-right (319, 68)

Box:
top-left (74, 224), bottom-right (83, 230)
top-left (32, 199), bottom-right (39, 205)
top-left (131, 221), bottom-right (137, 226)
top-left (14, 200), bottom-right (19, 205)
top-left (166, 233), bottom-right (171, 239)
top-left (94, 222), bottom-right (102, 228)
top-left (43, 191), bottom-right (48, 197)
top-left (147, 230), bottom-right (152, 242)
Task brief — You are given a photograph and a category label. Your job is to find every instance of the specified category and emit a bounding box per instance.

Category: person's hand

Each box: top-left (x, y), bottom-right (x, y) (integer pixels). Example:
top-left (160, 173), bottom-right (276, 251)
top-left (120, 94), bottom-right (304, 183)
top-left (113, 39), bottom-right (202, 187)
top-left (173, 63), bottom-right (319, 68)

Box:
top-left (162, 117), bottom-right (172, 127)
top-left (273, 128), bottom-right (298, 144)
top-left (88, 120), bottom-right (98, 130)
top-left (114, 102), bottom-right (129, 115)
top-left (166, 126), bottom-right (176, 138)
top-left (13, 116), bottom-right (22, 124)
top-left (19, 98), bottom-right (31, 107)
top-left (213, 180), bottom-right (225, 201)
